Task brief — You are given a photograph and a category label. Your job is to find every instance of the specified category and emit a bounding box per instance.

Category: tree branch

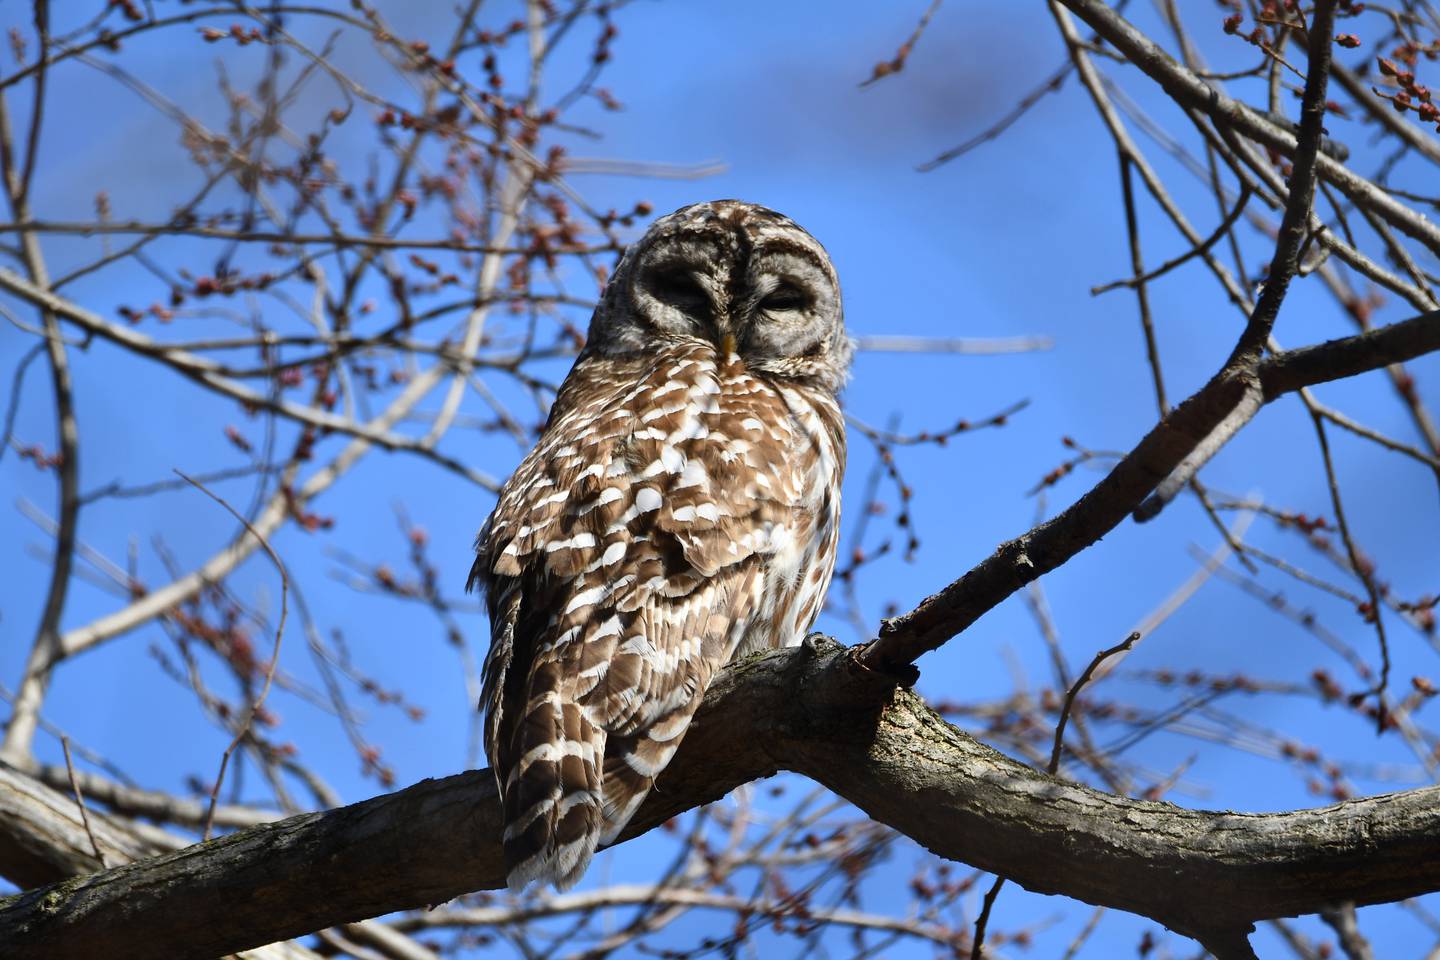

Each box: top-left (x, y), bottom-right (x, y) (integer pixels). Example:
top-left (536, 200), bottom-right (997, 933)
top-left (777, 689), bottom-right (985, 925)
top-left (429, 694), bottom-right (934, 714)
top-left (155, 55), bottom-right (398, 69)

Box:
top-left (0, 219), bottom-right (605, 256)
top-left (0, 61), bottom-right (81, 766)
top-left (3, 640), bottom-right (1438, 960)
top-left (0, 765), bottom-right (321, 960)
top-left (864, 308), bottom-right (1440, 672)
top-left (0, 268), bottom-right (500, 491)
top-left (1227, 0), bottom-right (1335, 369)
top-left (1053, 0), bottom-right (1440, 259)
top-left (1259, 310), bottom-right (1440, 399)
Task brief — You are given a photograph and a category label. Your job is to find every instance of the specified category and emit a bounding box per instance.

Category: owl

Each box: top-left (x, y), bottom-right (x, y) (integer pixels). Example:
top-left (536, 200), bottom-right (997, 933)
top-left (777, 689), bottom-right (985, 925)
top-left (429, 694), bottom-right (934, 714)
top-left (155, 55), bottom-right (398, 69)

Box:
top-left (470, 199), bottom-right (850, 891)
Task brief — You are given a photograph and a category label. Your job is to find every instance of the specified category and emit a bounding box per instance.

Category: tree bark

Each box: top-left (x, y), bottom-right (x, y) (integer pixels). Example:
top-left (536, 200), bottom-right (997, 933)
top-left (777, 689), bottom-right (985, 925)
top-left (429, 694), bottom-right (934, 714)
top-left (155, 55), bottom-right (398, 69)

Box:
top-left (2, 638), bottom-right (1437, 960)
top-left (0, 763), bottom-right (319, 960)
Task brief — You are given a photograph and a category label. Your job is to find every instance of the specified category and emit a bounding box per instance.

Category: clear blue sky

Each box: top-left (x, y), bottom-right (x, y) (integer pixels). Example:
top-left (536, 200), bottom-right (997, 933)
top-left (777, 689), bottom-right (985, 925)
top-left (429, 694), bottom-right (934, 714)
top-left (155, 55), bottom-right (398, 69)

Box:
top-left (2, 2), bottom-right (1437, 956)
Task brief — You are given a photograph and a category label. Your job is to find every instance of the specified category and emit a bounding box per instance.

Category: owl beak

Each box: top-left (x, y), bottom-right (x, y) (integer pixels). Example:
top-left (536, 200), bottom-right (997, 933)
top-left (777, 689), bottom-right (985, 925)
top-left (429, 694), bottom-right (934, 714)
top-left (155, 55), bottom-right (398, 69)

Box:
top-left (719, 332), bottom-right (737, 358)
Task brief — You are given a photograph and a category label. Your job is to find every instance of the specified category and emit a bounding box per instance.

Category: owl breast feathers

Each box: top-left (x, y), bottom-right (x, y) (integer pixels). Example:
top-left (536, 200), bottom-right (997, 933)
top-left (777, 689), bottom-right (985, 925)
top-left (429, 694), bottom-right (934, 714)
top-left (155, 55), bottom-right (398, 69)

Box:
top-left (471, 200), bottom-right (849, 891)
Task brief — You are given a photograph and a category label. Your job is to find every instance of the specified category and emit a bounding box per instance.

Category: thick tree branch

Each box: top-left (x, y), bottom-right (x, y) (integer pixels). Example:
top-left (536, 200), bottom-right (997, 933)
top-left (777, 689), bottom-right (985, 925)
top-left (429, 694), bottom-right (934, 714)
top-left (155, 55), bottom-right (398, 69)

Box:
top-left (0, 765), bottom-right (320, 960)
top-left (865, 308), bottom-right (1439, 671)
top-left (1259, 310), bottom-right (1440, 398)
top-left (2, 640), bottom-right (1438, 960)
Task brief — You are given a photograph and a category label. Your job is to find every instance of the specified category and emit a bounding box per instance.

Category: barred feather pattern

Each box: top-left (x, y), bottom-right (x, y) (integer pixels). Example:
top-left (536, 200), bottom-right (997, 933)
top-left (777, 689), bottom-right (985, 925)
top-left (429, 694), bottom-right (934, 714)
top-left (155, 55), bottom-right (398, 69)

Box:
top-left (471, 200), bottom-right (849, 891)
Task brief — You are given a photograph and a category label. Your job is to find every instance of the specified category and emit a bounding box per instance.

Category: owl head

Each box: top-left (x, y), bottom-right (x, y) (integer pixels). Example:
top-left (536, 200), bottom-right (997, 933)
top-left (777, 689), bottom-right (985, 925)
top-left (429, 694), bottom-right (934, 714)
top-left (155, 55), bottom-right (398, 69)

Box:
top-left (586, 200), bottom-right (852, 393)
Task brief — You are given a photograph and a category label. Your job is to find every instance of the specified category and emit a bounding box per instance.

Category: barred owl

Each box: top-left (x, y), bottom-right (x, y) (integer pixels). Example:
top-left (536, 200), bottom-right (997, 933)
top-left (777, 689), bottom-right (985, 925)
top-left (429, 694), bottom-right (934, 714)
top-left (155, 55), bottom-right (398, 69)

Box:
top-left (470, 199), bottom-right (850, 891)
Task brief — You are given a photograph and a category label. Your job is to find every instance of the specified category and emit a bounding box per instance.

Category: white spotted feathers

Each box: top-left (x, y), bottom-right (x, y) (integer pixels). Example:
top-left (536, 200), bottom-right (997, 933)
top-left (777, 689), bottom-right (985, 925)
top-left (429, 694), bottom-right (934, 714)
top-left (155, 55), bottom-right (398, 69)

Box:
top-left (472, 200), bottom-right (849, 891)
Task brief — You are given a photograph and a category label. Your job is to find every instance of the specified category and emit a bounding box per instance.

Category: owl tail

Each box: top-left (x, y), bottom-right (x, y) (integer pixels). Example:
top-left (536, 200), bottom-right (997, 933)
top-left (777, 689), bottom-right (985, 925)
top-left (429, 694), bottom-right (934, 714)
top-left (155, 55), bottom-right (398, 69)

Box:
top-left (499, 660), bottom-right (606, 892)
top-left (594, 697), bottom-right (702, 846)
top-left (500, 687), bottom-right (708, 891)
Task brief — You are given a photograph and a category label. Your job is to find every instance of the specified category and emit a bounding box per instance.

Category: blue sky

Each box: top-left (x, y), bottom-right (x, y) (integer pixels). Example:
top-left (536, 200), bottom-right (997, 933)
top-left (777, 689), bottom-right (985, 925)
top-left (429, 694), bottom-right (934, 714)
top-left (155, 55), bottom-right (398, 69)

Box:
top-left (2, 1), bottom-right (1438, 956)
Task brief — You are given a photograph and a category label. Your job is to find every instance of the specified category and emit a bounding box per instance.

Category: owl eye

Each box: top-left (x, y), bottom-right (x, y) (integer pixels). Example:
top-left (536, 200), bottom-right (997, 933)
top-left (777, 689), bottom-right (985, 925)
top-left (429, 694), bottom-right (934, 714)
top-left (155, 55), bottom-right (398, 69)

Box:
top-left (645, 268), bottom-right (711, 315)
top-left (758, 282), bottom-right (810, 313)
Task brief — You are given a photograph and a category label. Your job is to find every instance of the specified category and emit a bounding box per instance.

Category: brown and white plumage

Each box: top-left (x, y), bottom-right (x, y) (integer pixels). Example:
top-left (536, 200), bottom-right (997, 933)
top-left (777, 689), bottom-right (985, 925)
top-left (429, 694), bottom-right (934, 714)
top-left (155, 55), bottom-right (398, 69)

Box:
top-left (471, 200), bottom-right (850, 891)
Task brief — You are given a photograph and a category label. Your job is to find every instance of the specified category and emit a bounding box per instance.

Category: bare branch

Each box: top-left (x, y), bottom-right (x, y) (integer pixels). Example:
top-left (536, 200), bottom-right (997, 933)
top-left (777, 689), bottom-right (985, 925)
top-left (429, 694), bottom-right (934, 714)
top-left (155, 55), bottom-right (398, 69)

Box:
top-left (175, 471), bottom-right (288, 840)
top-left (866, 310), bottom-right (1439, 672)
top-left (1319, 903), bottom-right (1375, 960)
top-left (1054, 0), bottom-right (1440, 259)
top-left (1049, 633), bottom-right (1139, 775)
top-left (853, 334), bottom-right (1054, 354)
top-left (1259, 311), bottom-right (1440, 399)
top-left (0, 268), bottom-right (500, 490)
top-left (0, 65), bottom-right (80, 767)
top-left (0, 219), bottom-right (609, 256)
top-left (970, 875), bottom-right (1007, 960)
top-left (58, 739), bottom-right (105, 871)
top-left (1090, 184), bottom-right (1252, 298)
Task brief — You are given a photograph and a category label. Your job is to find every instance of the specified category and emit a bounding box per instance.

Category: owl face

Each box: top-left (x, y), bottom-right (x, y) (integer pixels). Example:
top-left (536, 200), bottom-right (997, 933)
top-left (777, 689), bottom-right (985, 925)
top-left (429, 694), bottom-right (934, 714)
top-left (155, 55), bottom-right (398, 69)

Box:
top-left (588, 200), bottom-right (852, 392)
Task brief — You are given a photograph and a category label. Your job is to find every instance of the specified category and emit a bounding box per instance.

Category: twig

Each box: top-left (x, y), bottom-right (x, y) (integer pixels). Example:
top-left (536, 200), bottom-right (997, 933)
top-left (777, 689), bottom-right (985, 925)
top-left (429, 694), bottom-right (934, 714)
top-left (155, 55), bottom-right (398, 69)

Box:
top-left (1050, 633), bottom-right (1139, 775)
top-left (854, 334), bottom-right (1053, 354)
top-left (60, 736), bottom-right (107, 869)
top-left (920, 62), bottom-right (1071, 170)
top-left (1049, 1), bottom-right (1252, 318)
top-left (51, 361), bottom-right (461, 668)
top-left (0, 219), bottom-right (597, 255)
top-left (1091, 184), bottom-right (1252, 297)
top-left (1324, 58), bottom-right (1440, 167)
top-left (847, 399), bottom-right (1028, 446)
top-left (860, 0), bottom-right (944, 88)
top-left (27, 760), bottom-right (281, 830)
top-left (1089, 512), bottom-right (1253, 683)
top-left (1117, 152), bottom-right (1166, 414)
top-left (0, 267), bottom-right (500, 491)
top-left (1312, 399), bottom-right (1440, 472)
top-left (176, 471), bottom-right (288, 841)
top-left (974, 623), bottom-right (1139, 958)
top-left (1059, 907), bottom-right (1106, 960)
top-left (1318, 903), bottom-right (1375, 960)
top-left (0, 341), bottom-right (44, 463)
top-left (398, 884), bottom-right (972, 951)
top-left (1306, 414), bottom-right (1390, 718)
top-left (970, 875), bottom-right (1007, 960)
top-left (1055, 0), bottom-right (1440, 258)
top-left (1233, 0), bottom-right (1336, 370)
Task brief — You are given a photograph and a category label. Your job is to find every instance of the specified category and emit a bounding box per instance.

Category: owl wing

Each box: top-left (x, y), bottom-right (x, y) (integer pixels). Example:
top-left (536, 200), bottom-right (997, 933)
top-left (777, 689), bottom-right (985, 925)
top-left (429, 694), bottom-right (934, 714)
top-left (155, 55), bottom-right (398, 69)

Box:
top-left (473, 346), bottom-right (811, 891)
